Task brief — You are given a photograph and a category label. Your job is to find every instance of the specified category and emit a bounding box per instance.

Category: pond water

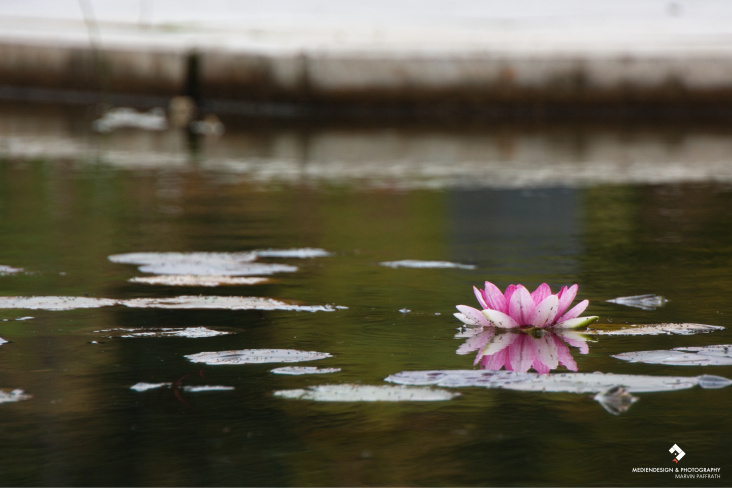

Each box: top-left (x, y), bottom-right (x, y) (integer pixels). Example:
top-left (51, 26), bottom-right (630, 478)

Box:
top-left (0, 102), bottom-right (730, 486)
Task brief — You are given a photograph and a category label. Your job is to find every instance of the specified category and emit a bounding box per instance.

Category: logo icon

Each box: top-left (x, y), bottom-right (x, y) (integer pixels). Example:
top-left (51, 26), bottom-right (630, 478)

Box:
top-left (669, 444), bottom-right (685, 463)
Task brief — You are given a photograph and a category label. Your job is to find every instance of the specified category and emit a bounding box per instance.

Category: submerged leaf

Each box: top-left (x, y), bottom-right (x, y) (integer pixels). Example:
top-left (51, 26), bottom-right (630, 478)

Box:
top-left (273, 384), bottom-right (459, 402)
top-left (385, 369), bottom-right (728, 393)
top-left (130, 382), bottom-right (234, 392)
top-left (607, 294), bottom-right (668, 310)
top-left (186, 349), bottom-right (332, 365)
top-left (613, 344), bottom-right (732, 366)
top-left (379, 260), bottom-right (475, 269)
top-left (587, 323), bottom-right (723, 336)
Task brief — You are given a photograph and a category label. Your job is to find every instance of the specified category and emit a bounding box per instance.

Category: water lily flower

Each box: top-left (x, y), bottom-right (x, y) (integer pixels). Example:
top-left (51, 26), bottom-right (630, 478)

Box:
top-left (455, 281), bottom-right (599, 329)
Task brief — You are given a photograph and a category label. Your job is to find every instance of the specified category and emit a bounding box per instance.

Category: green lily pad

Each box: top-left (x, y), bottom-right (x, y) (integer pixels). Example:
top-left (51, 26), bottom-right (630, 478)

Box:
top-left (613, 344), bottom-right (732, 366)
top-left (273, 384), bottom-right (459, 402)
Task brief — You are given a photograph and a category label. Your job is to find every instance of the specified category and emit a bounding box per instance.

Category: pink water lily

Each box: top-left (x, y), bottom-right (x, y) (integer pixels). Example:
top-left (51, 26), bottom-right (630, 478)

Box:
top-left (455, 281), bottom-right (598, 329)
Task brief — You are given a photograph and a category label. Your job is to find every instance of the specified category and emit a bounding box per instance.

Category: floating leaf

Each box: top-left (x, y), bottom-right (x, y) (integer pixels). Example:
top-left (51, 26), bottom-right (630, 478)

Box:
top-left (130, 382), bottom-right (171, 392)
top-left (109, 251), bottom-right (296, 276)
top-left (122, 296), bottom-right (338, 312)
top-left (607, 294), bottom-right (668, 310)
top-left (0, 389), bottom-right (32, 404)
top-left (130, 382), bottom-right (234, 392)
top-left (129, 275), bottom-right (270, 286)
top-left (0, 296), bottom-right (120, 310)
top-left (186, 349), bottom-right (332, 365)
top-left (379, 260), bottom-right (475, 270)
top-left (385, 369), bottom-right (728, 393)
top-left (0, 295), bottom-right (339, 312)
top-left (0, 265), bottom-right (23, 275)
top-left (96, 327), bottom-right (233, 339)
top-left (254, 248), bottom-right (332, 258)
top-left (271, 366), bottom-right (342, 375)
top-left (613, 344), bottom-right (732, 366)
top-left (587, 323), bottom-right (723, 336)
top-left (273, 384), bottom-right (459, 402)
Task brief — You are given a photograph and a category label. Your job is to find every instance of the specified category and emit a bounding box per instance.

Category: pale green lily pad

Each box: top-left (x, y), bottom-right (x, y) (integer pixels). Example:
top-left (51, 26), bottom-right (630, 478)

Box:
top-left (273, 384), bottom-right (459, 402)
top-left (0, 296), bottom-right (120, 310)
top-left (95, 327), bottom-right (232, 339)
top-left (0, 295), bottom-right (339, 312)
top-left (587, 323), bottom-right (724, 336)
top-left (186, 348), bottom-right (332, 365)
top-left (129, 275), bottom-right (270, 286)
top-left (271, 366), bottom-right (342, 375)
top-left (0, 265), bottom-right (23, 275)
top-left (130, 382), bottom-right (234, 392)
top-left (122, 296), bottom-right (338, 312)
top-left (613, 345), bottom-right (732, 366)
top-left (379, 260), bottom-right (475, 269)
top-left (109, 251), bottom-right (297, 276)
top-left (0, 389), bottom-right (32, 404)
top-left (384, 370), bottom-right (730, 393)
top-left (254, 248), bottom-right (332, 258)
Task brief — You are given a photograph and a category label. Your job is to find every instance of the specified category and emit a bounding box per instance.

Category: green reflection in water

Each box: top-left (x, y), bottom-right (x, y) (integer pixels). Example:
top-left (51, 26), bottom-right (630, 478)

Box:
top-left (0, 114), bottom-right (730, 486)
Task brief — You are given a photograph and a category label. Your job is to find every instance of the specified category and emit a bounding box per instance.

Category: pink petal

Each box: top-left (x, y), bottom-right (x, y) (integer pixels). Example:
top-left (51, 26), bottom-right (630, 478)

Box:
top-left (557, 299), bottom-right (589, 323)
top-left (528, 295), bottom-right (559, 328)
top-left (531, 283), bottom-right (552, 305)
top-left (553, 335), bottom-right (578, 371)
top-left (481, 309), bottom-right (520, 329)
top-left (508, 285), bottom-right (534, 325)
top-left (483, 281), bottom-right (508, 313)
top-left (457, 329), bottom-right (495, 356)
top-left (473, 286), bottom-right (488, 310)
top-left (532, 333), bottom-right (559, 370)
top-left (455, 305), bottom-right (491, 326)
top-left (503, 284), bottom-right (518, 306)
top-left (556, 284), bottom-right (578, 318)
top-left (508, 334), bottom-right (534, 373)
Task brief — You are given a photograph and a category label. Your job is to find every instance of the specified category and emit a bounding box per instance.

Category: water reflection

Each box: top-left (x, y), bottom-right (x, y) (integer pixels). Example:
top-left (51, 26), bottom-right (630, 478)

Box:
top-left (457, 327), bottom-right (589, 373)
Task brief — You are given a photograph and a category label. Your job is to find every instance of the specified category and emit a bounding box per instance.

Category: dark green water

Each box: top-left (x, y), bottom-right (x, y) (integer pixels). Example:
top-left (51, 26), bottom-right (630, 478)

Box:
top-left (0, 103), bottom-right (730, 486)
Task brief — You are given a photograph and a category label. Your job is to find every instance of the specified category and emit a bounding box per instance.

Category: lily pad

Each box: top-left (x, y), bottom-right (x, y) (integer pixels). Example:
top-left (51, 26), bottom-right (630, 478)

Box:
top-left (587, 323), bottom-right (723, 336)
top-left (0, 296), bottom-right (120, 310)
top-left (607, 294), bottom-right (668, 310)
top-left (379, 260), bottom-right (475, 270)
top-left (122, 296), bottom-right (338, 312)
top-left (95, 327), bottom-right (232, 339)
top-left (271, 366), bottom-right (342, 375)
top-left (185, 348), bottom-right (332, 365)
top-left (254, 248), bottom-right (332, 258)
top-left (0, 389), bottom-right (32, 404)
top-left (130, 382), bottom-right (234, 392)
top-left (384, 369), bottom-right (730, 393)
top-left (613, 344), bottom-right (732, 366)
top-left (273, 384), bottom-right (459, 402)
top-left (129, 275), bottom-right (270, 286)
top-left (109, 252), bottom-right (297, 276)
top-left (0, 265), bottom-right (23, 275)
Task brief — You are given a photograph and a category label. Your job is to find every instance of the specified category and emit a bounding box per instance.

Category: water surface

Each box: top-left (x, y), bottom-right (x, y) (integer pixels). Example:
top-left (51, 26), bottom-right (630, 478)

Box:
top-left (0, 102), bottom-right (730, 486)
